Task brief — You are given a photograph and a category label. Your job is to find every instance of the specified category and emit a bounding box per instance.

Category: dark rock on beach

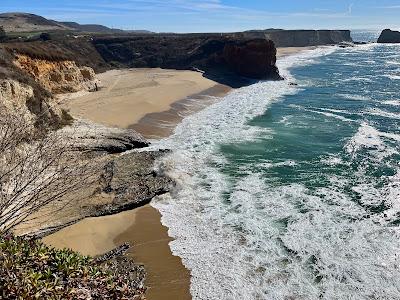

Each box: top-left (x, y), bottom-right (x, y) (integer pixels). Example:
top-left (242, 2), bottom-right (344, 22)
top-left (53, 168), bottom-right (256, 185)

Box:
top-left (61, 120), bottom-right (149, 154)
top-left (378, 29), bottom-right (400, 43)
top-left (24, 148), bottom-right (173, 238)
top-left (95, 150), bottom-right (173, 216)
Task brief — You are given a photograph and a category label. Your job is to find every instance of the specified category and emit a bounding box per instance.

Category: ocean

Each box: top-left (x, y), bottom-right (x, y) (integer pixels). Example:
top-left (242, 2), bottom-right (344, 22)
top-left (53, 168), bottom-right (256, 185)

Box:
top-left (151, 32), bottom-right (400, 299)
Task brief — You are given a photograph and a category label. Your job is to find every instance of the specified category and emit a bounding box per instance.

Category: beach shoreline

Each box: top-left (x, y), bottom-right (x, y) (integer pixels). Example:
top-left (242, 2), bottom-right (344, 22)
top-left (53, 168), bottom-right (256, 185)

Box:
top-left (44, 68), bottom-right (231, 300)
top-left (43, 46), bottom-right (313, 300)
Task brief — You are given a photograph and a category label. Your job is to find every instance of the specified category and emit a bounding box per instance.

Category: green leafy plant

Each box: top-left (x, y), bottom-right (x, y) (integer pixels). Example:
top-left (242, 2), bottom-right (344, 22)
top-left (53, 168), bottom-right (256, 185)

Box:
top-left (0, 233), bottom-right (146, 299)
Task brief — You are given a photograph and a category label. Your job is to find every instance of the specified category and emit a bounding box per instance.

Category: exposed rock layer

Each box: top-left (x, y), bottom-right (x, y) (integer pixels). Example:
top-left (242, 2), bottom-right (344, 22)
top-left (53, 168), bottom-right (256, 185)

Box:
top-left (0, 78), bottom-right (62, 128)
top-left (61, 120), bottom-right (149, 154)
top-left (14, 54), bottom-right (99, 94)
top-left (0, 48), bottom-right (65, 129)
top-left (22, 149), bottom-right (173, 238)
top-left (378, 29), bottom-right (400, 43)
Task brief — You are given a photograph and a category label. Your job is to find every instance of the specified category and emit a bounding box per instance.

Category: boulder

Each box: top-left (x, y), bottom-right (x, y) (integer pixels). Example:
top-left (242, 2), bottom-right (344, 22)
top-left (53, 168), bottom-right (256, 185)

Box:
top-left (377, 29), bottom-right (400, 43)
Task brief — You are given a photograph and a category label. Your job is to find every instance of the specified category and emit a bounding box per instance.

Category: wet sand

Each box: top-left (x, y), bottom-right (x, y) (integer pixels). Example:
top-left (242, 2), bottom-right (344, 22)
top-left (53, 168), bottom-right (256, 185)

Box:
top-left (115, 205), bottom-right (191, 300)
top-left (131, 84), bottom-right (231, 139)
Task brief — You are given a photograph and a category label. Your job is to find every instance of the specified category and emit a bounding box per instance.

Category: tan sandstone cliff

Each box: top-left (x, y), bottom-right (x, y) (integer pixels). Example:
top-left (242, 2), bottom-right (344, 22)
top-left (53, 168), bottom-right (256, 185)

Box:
top-left (0, 78), bottom-right (62, 127)
top-left (14, 54), bottom-right (100, 94)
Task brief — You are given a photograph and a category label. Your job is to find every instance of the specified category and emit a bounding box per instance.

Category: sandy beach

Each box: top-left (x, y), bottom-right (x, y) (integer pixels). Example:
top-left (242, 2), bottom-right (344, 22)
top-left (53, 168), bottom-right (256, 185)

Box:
top-left (43, 205), bottom-right (191, 300)
top-left (45, 68), bottom-right (230, 300)
top-left (44, 48), bottom-right (310, 300)
top-left (277, 46), bottom-right (315, 58)
top-left (60, 68), bottom-right (225, 130)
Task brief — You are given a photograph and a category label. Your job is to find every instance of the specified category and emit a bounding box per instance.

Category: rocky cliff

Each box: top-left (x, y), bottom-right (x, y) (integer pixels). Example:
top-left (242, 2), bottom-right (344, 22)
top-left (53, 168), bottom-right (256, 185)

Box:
top-left (0, 79), bottom-right (61, 126)
top-left (0, 48), bottom-right (65, 129)
top-left (2, 27), bottom-right (353, 88)
top-left (378, 29), bottom-right (400, 43)
top-left (93, 36), bottom-right (281, 86)
top-left (14, 54), bottom-right (99, 94)
top-left (222, 39), bottom-right (278, 79)
top-left (240, 29), bottom-right (353, 47)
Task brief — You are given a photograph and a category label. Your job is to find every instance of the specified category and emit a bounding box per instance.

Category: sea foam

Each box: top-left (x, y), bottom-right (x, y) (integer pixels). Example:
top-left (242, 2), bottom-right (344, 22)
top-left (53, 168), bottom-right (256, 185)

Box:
top-left (149, 44), bottom-right (400, 299)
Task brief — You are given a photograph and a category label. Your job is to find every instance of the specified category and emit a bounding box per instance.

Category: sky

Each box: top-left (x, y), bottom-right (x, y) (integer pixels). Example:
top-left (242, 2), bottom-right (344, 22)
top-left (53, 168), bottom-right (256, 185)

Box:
top-left (1, 0), bottom-right (400, 33)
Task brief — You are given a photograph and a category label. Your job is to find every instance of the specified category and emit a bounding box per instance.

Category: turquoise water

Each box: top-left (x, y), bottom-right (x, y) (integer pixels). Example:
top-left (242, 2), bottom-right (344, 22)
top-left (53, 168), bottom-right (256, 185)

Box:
top-left (152, 40), bottom-right (400, 299)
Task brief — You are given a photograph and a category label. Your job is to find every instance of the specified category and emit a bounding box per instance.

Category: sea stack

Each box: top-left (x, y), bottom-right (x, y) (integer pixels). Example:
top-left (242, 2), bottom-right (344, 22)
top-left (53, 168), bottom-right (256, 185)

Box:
top-left (377, 29), bottom-right (400, 43)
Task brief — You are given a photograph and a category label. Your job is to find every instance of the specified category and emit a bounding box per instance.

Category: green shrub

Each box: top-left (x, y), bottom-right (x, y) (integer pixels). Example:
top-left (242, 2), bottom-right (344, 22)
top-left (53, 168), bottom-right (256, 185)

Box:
top-left (0, 26), bottom-right (5, 40)
top-left (0, 233), bottom-right (146, 299)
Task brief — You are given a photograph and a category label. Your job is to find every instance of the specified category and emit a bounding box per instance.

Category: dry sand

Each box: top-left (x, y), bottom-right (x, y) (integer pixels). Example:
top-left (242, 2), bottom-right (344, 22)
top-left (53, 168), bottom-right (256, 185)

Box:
top-left (60, 68), bottom-right (222, 129)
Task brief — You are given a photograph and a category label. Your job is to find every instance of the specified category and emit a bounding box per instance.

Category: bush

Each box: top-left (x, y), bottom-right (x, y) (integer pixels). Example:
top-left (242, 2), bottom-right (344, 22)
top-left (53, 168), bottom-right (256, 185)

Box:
top-left (0, 26), bottom-right (6, 41)
top-left (0, 233), bottom-right (146, 299)
top-left (40, 32), bottom-right (51, 41)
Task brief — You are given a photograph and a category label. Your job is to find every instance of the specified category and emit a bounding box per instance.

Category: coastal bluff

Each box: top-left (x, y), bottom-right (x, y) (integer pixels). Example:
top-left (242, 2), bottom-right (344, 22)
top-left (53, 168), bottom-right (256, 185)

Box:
top-left (238, 29), bottom-right (353, 47)
top-left (378, 29), bottom-right (400, 43)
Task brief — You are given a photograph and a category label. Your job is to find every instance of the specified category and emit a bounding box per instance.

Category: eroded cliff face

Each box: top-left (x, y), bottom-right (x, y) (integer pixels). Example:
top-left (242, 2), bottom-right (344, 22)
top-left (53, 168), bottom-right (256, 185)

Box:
top-left (0, 78), bottom-right (62, 128)
top-left (222, 39), bottom-right (279, 79)
top-left (93, 36), bottom-right (281, 86)
top-left (14, 54), bottom-right (99, 94)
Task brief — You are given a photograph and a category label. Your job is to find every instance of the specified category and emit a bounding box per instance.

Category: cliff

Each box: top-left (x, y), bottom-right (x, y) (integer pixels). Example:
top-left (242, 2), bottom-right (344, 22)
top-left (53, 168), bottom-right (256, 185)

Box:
top-left (378, 29), bottom-right (400, 43)
top-left (2, 26), bottom-right (353, 88)
top-left (239, 29), bottom-right (353, 47)
top-left (93, 36), bottom-right (281, 86)
top-left (14, 54), bottom-right (99, 94)
top-left (0, 48), bottom-right (65, 130)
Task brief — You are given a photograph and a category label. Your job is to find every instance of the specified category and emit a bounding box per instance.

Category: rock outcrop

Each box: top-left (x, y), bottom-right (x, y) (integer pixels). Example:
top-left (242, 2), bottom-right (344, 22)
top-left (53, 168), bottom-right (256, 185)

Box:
top-left (14, 54), bottom-right (99, 94)
top-left (19, 149), bottom-right (173, 238)
top-left (61, 120), bottom-right (149, 154)
top-left (0, 48), bottom-right (67, 129)
top-left (0, 78), bottom-right (62, 128)
top-left (378, 29), bottom-right (400, 43)
top-left (222, 39), bottom-right (279, 79)
top-left (95, 150), bottom-right (173, 216)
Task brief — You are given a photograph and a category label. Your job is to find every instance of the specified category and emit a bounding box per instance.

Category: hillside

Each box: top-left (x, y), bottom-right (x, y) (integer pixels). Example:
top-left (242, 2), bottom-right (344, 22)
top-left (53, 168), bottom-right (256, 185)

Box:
top-left (58, 22), bottom-right (124, 34)
top-left (0, 12), bottom-right (152, 34)
top-left (0, 13), bottom-right (69, 32)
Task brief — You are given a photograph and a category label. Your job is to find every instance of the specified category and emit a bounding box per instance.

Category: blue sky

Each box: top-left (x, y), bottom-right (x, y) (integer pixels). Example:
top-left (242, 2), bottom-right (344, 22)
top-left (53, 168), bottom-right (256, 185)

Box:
top-left (1, 0), bottom-right (400, 32)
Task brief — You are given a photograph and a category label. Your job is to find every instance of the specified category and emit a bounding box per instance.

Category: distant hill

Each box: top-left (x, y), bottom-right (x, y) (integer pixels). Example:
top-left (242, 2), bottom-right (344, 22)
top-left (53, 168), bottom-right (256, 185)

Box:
top-left (0, 12), bottom-right (153, 34)
top-left (0, 13), bottom-right (69, 32)
top-left (58, 22), bottom-right (125, 34)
